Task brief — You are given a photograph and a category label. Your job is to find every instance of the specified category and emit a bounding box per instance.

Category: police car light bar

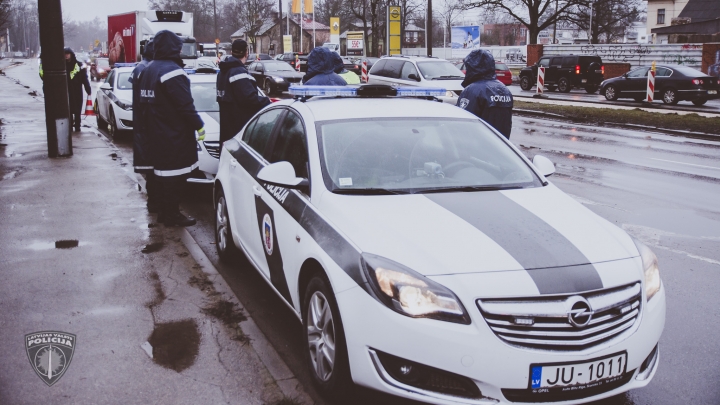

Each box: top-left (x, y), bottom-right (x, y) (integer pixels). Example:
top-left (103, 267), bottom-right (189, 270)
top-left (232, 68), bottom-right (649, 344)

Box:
top-left (288, 85), bottom-right (446, 98)
top-left (184, 69), bottom-right (197, 74)
top-left (395, 88), bottom-right (446, 97)
top-left (113, 63), bottom-right (138, 68)
top-left (288, 85), bottom-right (357, 97)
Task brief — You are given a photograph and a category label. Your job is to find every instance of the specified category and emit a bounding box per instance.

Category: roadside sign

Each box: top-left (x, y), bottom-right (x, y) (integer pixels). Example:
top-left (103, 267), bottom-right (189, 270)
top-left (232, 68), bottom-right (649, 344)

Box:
top-left (215, 38), bottom-right (220, 44)
top-left (387, 6), bottom-right (401, 56)
top-left (283, 35), bottom-right (293, 53)
top-left (347, 31), bottom-right (364, 56)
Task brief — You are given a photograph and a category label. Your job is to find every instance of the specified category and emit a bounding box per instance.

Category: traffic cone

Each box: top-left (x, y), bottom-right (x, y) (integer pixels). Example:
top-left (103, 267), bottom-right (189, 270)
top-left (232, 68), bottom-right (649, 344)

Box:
top-left (84, 98), bottom-right (95, 116)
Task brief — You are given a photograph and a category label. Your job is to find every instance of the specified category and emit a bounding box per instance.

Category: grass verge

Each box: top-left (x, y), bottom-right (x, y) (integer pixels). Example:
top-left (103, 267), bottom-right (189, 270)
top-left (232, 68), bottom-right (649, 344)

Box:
top-left (515, 100), bottom-right (720, 136)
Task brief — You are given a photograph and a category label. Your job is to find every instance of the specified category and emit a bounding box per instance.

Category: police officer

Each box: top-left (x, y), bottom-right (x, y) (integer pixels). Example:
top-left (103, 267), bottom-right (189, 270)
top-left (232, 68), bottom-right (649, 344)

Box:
top-left (139, 30), bottom-right (205, 227)
top-left (40, 48), bottom-right (92, 132)
top-left (217, 39), bottom-right (270, 144)
top-left (457, 49), bottom-right (513, 139)
top-left (129, 39), bottom-right (159, 213)
top-left (301, 47), bottom-right (347, 85)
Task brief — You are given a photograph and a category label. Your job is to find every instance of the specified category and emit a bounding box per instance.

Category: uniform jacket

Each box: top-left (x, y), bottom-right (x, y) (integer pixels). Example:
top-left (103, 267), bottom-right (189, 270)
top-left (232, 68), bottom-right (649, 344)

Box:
top-left (129, 40), bottom-right (154, 172)
top-left (302, 47), bottom-right (347, 86)
top-left (62, 50), bottom-right (92, 115)
top-left (457, 50), bottom-right (513, 138)
top-left (138, 30), bottom-right (204, 176)
top-left (217, 56), bottom-right (270, 143)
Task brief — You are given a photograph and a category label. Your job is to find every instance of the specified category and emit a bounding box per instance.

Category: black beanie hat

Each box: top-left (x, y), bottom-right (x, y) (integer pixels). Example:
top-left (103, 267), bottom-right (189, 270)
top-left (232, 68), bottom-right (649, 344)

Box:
top-left (232, 39), bottom-right (248, 56)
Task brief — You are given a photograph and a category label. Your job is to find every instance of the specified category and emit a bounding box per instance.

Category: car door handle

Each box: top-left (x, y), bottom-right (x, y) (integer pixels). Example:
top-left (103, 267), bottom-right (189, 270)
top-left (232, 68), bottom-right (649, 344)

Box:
top-left (253, 185), bottom-right (262, 197)
top-left (229, 158), bottom-right (238, 168)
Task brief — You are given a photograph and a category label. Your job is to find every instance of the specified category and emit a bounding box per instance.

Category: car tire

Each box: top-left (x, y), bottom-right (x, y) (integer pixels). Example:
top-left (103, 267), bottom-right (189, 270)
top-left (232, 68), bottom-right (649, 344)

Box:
top-left (585, 85), bottom-right (598, 94)
top-left (108, 109), bottom-right (118, 138)
top-left (547, 85), bottom-right (557, 92)
top-left (692, 99), bottom-right (707, 106)
top-left (215, 189), bottom-right (240, 264)
top-left (264, 80), bottom-right (273, 96)
top-left (604, 85), bottom-right (619, 101)
top-left (662, 88), bottom-right (679, 105)
top-left (96, 101), bottom-right (109, 130)
top-left (303, 274), bottom-right (352, 401)
top-left (557, 77), bottom-right (572, 93)
top-left (520, 76), bottom-right (532, 91)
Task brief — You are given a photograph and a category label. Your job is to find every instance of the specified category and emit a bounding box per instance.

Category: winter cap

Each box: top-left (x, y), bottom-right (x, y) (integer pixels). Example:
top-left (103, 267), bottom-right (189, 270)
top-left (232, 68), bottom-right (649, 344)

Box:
top-left (232, 39), bottom-right (248, 56)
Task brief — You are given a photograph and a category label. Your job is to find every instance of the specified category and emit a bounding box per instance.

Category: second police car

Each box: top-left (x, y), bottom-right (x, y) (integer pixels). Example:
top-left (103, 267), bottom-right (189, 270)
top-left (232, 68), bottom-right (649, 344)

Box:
top-left (213, 85), bottom-right (665, 404)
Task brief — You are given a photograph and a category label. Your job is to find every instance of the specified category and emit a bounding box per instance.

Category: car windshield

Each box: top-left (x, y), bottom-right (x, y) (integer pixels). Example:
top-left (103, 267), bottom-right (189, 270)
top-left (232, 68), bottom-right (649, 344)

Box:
top-left (318, 118), bottom-right (541, 194)
top-left (495, 63), bottom-right (509, 71)
top-left (180, 42), bottom-right (197, 59)
top-left (117, 73), bottom-right (132, 90)
top-left (190, 82), bottom-right (219, 111)
top-left (97, 59), bottom-right (109, 67)
top-left (417, 61), bottom-right (464, 80)
top-left (264, 62), bottom-right (294, 72)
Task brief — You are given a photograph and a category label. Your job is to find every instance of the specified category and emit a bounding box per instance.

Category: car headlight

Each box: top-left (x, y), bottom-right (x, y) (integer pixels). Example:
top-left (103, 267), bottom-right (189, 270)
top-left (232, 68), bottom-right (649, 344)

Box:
top-left (116, 99), bottom-right (132, 111)
top-left (271, 76), bottom-right (285, 82)
top-left (445, 90), bottom-right (455, 97)
top-left (361, 253), bottom-right (470, 324)
top-left (633, 239), bottom-right (661, 301)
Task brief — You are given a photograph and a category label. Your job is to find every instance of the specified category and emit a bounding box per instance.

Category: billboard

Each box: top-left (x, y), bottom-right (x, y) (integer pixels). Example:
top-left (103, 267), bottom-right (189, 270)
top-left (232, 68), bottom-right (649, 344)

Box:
top-left (451, 26), bottom-right (480, 59)
top-left (108, 13), bottom-right (137, 65)
top-left (346, 31), bottom-right (364, 57)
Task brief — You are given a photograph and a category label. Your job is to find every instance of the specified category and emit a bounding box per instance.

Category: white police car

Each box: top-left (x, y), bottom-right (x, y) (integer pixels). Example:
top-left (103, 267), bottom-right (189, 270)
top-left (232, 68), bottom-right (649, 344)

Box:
top-left (213, 85), bottom-right (665, 404)
top-left (95, 65), bottom-right (135, 137)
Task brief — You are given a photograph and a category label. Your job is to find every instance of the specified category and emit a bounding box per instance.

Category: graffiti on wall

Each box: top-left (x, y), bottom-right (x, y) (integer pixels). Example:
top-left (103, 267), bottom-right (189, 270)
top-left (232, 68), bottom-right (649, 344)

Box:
top-left (580, 44), bottom-right (651, 63)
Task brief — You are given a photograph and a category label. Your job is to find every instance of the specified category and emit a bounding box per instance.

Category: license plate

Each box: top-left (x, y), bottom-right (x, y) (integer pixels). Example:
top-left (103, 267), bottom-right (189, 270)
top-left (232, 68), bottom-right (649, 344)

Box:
top-left (708, 90), bottom-right (717, 94)
top-left (595, 70), bottom-right (603, 73)
top-left (581, 79), bottom-right (587, 83)
top-left (496, 73), bottom-right (505, 76)
top-left (530, 352), bottom-right (627, 391)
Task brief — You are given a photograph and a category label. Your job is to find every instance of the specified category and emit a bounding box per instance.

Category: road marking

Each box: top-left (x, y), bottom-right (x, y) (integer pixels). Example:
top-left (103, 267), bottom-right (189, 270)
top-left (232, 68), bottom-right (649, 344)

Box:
top-left (651, 158), bottom-right (720, 170)
top-left (622, 224), bottom-right (720, 267)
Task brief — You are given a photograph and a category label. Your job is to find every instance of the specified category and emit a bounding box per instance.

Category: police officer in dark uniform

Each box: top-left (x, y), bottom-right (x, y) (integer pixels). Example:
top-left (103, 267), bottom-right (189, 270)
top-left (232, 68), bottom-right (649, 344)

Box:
top-left (217, 39), bottom-right (270, 144)
top-left (139, 30), bottom-right (205, 226)
top-left (129, 39), bottom-right (159, 212)
top-left (457, 49), bottom-right (513, 139)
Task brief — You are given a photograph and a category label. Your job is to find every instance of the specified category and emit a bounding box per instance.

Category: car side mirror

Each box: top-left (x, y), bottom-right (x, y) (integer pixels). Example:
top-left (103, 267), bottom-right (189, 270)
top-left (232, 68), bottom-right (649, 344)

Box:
top-left (532, 155), bottom-right (555, 177)
top-left (100, 82), bottom-right (112, 91)
top-left (408, 73), bottom-right (420, 81)
top-left (257, 161), bottom-right (308, 189)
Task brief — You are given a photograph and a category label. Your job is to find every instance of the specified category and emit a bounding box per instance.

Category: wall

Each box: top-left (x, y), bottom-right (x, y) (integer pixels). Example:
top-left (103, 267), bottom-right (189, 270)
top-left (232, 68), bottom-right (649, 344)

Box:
top-left (543, 43), bottom-right (702, 69)
top-left (702, 43), bottom-right (720, 75)
top-left (604, 63), bottom-right (632, 79)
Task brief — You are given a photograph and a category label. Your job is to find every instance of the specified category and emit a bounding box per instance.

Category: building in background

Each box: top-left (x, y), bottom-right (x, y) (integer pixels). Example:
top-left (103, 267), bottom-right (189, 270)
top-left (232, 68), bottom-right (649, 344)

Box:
top-left (481, 23), bottom-right (527, 46)
top-left (231, 13), bottom-right (329, 55)
top-left (403, 24), bottom-right (425, 49)
top-left (646, 0), bottom-right (690, 41)
top-left (650, 0), bottom-right (720, 44)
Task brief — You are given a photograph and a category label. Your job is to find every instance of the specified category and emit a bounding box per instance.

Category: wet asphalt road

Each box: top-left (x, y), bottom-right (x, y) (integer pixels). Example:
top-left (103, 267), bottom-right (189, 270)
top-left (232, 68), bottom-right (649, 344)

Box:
top-left (4, 59), bottom-right (720, 405)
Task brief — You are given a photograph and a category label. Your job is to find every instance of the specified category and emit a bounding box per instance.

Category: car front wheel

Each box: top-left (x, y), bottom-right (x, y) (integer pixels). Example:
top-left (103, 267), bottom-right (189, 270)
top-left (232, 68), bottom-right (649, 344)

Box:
top-left (264, 80), bottom-right (273, 96)
top-left (520, 76), bottom-right (532, 91)
top-left (108, 109), bottom-right (117, 137)
top-left (215, 189), bottom-right (240, 263)
top-left (604, 85), bottom-right (619, 101)
top-left (303, 274), bottom-right (352, 400)
top-left (662, 89), bottom-right (679, 105)
top-left (557, 77), bottom-right (572, 93)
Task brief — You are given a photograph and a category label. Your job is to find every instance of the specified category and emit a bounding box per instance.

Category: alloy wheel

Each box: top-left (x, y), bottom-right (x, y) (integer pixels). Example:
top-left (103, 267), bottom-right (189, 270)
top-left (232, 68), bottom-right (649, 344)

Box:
top-left (663, 89), bottom-right (677, 105)
top-left (604, 86), bottom-right (617, 101)
top-left (307, 291), bottom-right (336, 382)
top-left (264, 80), bottom-right (272, 96)
top-left (216, 196), bottom-right (229, 253)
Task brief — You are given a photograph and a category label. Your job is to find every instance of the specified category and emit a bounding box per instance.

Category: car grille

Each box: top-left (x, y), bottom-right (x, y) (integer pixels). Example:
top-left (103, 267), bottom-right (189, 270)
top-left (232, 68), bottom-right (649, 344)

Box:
top-left (477, 283), bottom-right (641, 351)
top-left (203, 141), bottom-right (220, 159)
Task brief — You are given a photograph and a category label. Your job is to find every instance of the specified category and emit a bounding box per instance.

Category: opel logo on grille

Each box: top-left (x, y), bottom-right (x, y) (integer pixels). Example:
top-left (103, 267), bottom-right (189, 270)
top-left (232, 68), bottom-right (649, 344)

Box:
top-left (566, 296), bottom-right (593, 328)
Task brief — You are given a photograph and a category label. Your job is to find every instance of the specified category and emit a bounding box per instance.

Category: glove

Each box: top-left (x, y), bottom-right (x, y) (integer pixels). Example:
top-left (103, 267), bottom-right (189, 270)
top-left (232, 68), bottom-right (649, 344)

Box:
top-left (196, 127), bottom-right (206, 141)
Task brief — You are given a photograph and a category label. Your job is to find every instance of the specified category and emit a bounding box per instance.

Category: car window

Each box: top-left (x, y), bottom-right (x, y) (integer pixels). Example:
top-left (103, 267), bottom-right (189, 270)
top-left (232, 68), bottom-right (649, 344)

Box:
top-left (538, 58), bottom-right (550, 68)
top-left (417, 61), bottom-right (464, 80)
top-left (579, 56), bottom-right (602, 68)
top-left (551, 57), bottom-right (563, 66)
top-left (383, 60), bottom-right (404, 79)
top-left (248, 62), bottom-right (257, 70)
top-left (369, 59), bottom-right (387, 76)
top-left (655, 67), bottom-right (672, 77)
top-left (318, 118), bottom-right (542, 193)
top-left (672, 66), bottom-right (703, 76)
top-left (190, 82), bottom-right (219, 111)
top-left (106, 69), bottom-right (115, 86)
top-left (265, 62), bottom-right (294, 72)
top-left (117, 73), bottom-right (132, 90)
top-left (562, 57), bottom-right (575, 67)
top-left (269, 111), bottom-right (309, 179)
top-left (242, 108), bottom-right (284, 157)
top-left (495, 63), bottom-right (509, 71)
top-left (400, 62), bottom-right (419, 80)
top-left (627, 67), bottom-right (649, 78)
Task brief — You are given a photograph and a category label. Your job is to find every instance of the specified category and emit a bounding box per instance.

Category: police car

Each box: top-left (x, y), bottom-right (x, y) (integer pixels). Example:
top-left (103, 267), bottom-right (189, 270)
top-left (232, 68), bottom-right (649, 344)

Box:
top-left (213, 85), bottom-right (665, 404)
top-left (95, 65), bottom-right (135, 137)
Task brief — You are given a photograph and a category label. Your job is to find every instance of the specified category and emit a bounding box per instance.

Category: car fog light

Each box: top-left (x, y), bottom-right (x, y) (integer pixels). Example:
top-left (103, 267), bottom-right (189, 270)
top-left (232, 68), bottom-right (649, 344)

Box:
top-left (636, 344), bottom-right (659, 381)
top-left (514, 317), bottom-right (534, 325)
top-left (445, 90), bottom-right (455, 97)
top-left (400, 365), bottom-right (413, 375)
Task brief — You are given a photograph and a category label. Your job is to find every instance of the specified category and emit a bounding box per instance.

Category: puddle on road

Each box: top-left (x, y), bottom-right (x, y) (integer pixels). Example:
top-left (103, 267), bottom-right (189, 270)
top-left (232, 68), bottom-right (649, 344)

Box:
top-left (147, 319), bottom-right (200, 372)
top-left (27, 240), bottom-right (87, 250)
top-left (55, 239), bottom-right (79, 249)
top-left (146, 271), bottom-right (166, 309)
top-left (2, 170), bottom-right (19, 180)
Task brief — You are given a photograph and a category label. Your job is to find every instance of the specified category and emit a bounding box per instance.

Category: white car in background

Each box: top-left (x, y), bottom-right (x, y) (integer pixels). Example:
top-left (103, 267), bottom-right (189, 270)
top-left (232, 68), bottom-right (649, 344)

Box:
top-left (95, 66), bottom-right (134, 138)
top-left (367, 56), bottom-right (465, 104)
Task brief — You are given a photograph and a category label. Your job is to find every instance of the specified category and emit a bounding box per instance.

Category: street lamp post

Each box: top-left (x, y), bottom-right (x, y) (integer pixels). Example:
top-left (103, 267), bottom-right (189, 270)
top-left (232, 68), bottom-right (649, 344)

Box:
top-left (589, 0), bottom-right (594, 44)
top-left (426, 0), bottom-right (432, 57)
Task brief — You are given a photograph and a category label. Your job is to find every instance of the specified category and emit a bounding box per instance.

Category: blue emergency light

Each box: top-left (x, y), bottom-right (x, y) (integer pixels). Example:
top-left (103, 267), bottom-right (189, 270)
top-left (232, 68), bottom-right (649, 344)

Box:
top-left (184, 69), bottom-right (197, 74)
top-left (288, 85), bottom-right (446, 99)
top-left (113, 63), bottom-right (138, 68)
top-left (288, 85), bottom-right (358, 97)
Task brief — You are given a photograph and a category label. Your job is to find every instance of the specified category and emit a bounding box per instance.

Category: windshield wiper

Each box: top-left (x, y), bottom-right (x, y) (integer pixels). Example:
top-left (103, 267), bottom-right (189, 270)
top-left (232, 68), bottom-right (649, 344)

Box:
top-left (332, 188), bottom-right (407, 195)
top-left (416, 185), bottom-right (523, 194)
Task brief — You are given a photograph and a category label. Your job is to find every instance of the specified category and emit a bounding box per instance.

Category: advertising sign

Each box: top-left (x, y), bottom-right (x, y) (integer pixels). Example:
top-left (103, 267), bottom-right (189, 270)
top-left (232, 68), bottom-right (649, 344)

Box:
top-left (330, 17), bottom-right (340, 44)
top-left (283, 35), bottom-right (293, 53)
top-left (108, 13), bottom-right (137, 65)
top-left (347, 31), bottom-right (364, 56)
top-left (387, 6), bottom-right (401, 56)
top-left (451, 25), bottom-right (480, 59)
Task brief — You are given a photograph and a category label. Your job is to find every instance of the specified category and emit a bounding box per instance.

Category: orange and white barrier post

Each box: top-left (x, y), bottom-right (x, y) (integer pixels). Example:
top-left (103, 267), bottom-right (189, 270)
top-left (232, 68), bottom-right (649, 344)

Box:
top-left (533, 66), bottom-right (548, 98)
top-left (361, 60), bottom-right (368, 83)
top-left (295, 55), bottom-right (300, 71)
top-left (646, 61), bottom-right (656, 103)
top-left (84, 97), bottom-right (95, 116)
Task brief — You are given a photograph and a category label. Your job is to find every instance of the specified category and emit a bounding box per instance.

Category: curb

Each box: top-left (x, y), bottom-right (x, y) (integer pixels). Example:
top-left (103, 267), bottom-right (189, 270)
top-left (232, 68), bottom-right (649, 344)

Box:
top-left (180, 229), bottom-right (314, 405)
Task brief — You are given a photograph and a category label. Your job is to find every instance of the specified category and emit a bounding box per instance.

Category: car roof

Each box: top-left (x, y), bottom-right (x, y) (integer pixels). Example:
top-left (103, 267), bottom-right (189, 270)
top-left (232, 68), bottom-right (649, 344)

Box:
top-left (188, 73), bottom-right (218, 83)
top-left (114, 67), bottom-right (135, 73)
top-left (286, 97), bottom-right (476, 122)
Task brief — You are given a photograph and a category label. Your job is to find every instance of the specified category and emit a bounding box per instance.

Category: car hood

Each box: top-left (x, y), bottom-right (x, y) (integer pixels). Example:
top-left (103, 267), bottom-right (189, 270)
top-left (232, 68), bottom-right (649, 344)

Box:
top-left (198, 111), bottom-right (219, 141)
top-left (316, 184), bottom-right (638, 277)
top-left (418, 79), bottom-right (464, 91)
top-left (269, 71), bottom-right (304, 80)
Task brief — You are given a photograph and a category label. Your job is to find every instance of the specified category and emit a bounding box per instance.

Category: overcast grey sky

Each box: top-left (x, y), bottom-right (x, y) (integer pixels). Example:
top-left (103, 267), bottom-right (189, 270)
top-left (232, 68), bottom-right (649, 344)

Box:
top-left (60, 0), bottom-right (150, 22)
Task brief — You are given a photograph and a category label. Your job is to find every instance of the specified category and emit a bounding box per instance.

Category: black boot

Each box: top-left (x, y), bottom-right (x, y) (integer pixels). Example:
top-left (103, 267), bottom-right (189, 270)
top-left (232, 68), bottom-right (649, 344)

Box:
top-left (162, 211), bottom-right (196, 227)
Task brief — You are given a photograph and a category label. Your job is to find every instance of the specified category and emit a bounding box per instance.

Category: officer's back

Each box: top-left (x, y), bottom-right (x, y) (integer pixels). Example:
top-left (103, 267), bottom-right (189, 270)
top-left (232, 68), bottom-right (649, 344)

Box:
top-left (302, 47), bottom-right (347, 85)
top-left (457, 50), bottom-right (513, 138)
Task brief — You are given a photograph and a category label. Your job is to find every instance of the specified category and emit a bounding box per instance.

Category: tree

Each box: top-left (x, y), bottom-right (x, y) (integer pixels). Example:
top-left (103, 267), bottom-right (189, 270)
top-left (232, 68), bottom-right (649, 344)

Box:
top-left (566, 0), bottom-right (642, 44)
top-left (436, 0), bottom-right (462, 47)
top-left (221, 0), bottom-right (275, 51)
top-left (0, 0), bottom-right (11, 32)
top-left (462, 0), bottom-right (586, 45)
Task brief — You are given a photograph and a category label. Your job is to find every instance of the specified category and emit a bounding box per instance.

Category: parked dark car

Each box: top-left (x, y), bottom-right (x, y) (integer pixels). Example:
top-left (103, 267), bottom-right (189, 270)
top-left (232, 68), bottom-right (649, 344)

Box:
top-left (600, 64), bottom-right (720, 105)
top-left (341, 57), bottom-right (362, 75)
top-left (456, 61), bottom-right (513, 86)
top-left (519, 55), bottom-right (604, 93)
top-left (247, 60), bottom-right (305, 95)
top-left (278, 52), bottom-right (308, 72)
top-left (90, 58), bottom-right (110, 81)
top-left (248, 53), bottom-right (273, 61)
top-left (356, 57), bottom-right (380, 72)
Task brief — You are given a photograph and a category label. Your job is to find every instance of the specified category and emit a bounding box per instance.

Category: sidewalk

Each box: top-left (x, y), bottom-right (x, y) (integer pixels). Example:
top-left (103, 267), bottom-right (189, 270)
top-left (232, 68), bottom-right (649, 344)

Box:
top-left (0, 69), bottom-right (305, 404)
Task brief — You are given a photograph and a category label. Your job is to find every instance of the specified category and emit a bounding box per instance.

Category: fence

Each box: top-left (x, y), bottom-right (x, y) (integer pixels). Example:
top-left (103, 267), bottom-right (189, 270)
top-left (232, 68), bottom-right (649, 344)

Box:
top-left (543, 44), bottom-right (703, 69)
top-left (401, 45), bottom-right (527, 65)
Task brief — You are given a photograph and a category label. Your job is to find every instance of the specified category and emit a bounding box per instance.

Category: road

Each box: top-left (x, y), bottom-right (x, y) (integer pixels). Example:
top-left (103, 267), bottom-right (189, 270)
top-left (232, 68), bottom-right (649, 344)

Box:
top-left (4, 58), bottom-right (720, 405)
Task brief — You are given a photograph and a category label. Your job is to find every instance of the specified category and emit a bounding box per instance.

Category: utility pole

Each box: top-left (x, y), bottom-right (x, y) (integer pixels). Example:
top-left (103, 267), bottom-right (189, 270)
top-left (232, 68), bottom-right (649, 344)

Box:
top-left (589, 0), bottom-right (594, 44)
top-left (279, 0), bottom-right (284, 54)
top-left (426, 0), bottom-right (432, 57)
top-left (213, 0), bottom-right (218, 56)
top-left (38, 0), bottom-right (72, 157)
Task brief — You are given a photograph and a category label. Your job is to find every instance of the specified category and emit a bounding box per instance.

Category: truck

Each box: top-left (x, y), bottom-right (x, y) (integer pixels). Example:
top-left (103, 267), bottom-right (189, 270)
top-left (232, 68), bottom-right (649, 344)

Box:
top-left (107, 10), bottom-right (199, 68)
